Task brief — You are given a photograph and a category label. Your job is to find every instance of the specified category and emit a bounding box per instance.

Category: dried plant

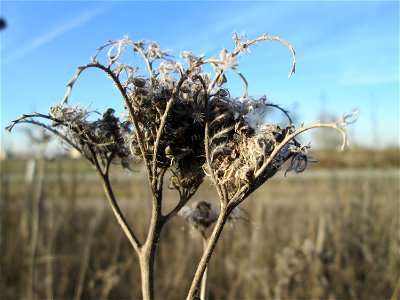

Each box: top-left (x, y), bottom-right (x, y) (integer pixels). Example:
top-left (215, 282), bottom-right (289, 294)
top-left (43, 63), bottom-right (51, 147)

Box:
top-left (178, 200), bottom-right (249, 299)
top-left (6, 32), bottom-right (357, 299)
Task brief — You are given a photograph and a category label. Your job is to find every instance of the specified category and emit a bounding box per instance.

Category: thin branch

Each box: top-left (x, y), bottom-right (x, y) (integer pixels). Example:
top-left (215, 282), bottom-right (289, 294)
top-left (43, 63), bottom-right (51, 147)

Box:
top-left (227, 112), bottom-right (358, 208)
top-left (101, 172), bottom-right (142, 253)
top-left (266, 103), bottom-right (293, 124)
top-left (193, 74), bottom-right (227, 203)
top-left (61, 66), bottom-right (86, 105)
top-left (59, 62), bottom-right (151, 175)
top-left (162, 183), bottom-right (201, 223)
top-left (200, 236), bottom-right (209, 300)
top-left (207, 68), bottom-right (224, 94)
top-left (203, 58), bottom-right (249, 98)
top-left (104, 151), bottom-right (117, 175)
top-left (6, 113), bottom-right (63, 132)
top-left (91, 40), bottom-right (118, 62)
top-left (232, 33), bottom-right (296, 78)
top-left (143, 189), bottom-right (163, 250)
top-left (254, 113), bottom-right (358, 181)
top-left (156, 168), bottom-right (167, 192)
top-left (200, 58), bottom-right (249, 98)
top-left (231, 67), bottom-right (249, 98)
top-left (126, 40), bottom-right (155, 80)
top-left (89, 146), bottom-right (142, 253)
top-left (206, 33), bottom-right (296, 95)
top-left (7, 112), bottom-right (142, 253)
top-left (91, 38), bottom-right (155, 80)
top-left (169, 168), bottom-right (184, 198)
top-left (151, 66), bottom-right (196, 182)
top-left (6, 116), bottom-right (94, 165)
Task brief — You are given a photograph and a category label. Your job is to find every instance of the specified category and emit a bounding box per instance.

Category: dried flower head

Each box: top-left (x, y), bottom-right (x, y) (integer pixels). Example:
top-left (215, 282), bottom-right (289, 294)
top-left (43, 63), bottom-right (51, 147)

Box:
top-left (179, 200), bottom-right (248, 234)
top-left (179, 201), bottom-right (218, 233)
top-left (6, 32), bottom-right (357, 207)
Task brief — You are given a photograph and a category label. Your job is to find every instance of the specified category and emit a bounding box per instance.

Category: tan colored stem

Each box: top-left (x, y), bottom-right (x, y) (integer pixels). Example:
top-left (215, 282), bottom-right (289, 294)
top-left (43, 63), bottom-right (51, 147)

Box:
top-left (186, 206), bottom-right (230, 300)
top-left (99, 172), bottom-right (141, 253)
top-left (139, 250), bottom-right (156, 300)
top-left (200, 236), bottom-right (209, 300)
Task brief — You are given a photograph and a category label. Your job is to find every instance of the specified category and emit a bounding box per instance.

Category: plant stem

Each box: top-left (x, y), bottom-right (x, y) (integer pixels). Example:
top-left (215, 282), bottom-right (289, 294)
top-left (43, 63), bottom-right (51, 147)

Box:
top-left (140, 184), bottom-right (164, 300)
top-left (200, 266), bottom-right (208, 300)
top-left (200, 235), bottom-right (209, 300)
top-left (186, 205), bottom-right (230, 300)
top-left (99, 172), bottom-right (141, 254)
top-left (139, 243), bottom-right (157, 300)
top-left (100, 171), bottom-right (162, 300)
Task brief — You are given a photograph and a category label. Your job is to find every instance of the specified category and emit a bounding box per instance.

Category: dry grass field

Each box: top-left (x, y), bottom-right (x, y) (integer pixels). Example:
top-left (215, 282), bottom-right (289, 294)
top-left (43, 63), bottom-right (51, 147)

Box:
top-left (1, 152), bottom-right (399, 299)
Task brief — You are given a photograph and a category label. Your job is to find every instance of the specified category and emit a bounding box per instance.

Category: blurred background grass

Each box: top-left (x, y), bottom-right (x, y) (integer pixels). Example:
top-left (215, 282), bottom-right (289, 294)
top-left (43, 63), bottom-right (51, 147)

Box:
top-left (1, 148), bottom-right (399, 299)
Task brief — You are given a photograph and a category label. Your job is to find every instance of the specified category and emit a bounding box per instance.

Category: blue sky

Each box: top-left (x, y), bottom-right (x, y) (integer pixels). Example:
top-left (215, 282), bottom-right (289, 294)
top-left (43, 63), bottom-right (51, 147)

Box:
top-left (1, 1), bottom-right (399, 153)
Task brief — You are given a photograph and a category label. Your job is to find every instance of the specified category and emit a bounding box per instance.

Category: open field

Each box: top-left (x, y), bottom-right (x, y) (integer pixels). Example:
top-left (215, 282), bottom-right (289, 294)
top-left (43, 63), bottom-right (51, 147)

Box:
top-left (1, 156), bottom-right (399, 299)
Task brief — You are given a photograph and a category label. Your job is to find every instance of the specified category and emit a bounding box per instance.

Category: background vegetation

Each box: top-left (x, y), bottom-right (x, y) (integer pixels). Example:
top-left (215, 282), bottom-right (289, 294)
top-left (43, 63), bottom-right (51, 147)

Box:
top-left (1, 148), bottom-right (398, 299)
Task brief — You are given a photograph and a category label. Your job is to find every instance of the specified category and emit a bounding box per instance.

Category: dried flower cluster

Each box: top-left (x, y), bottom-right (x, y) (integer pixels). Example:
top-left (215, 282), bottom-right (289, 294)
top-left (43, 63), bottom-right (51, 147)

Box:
top-left (178, 200), bottom-right (248, 235)
top-left (205, 106), bottom-right (296, 198)
top-left (6, 32), bottom-right (357, 300)
top-left (97, 35), bottom-right (303, 199)
top-left (7, 34), bottom-right (303, 193)
top-left (179, 201), bottom-right (218, 234)
top-left (50, 105), bottom-right (132, 168)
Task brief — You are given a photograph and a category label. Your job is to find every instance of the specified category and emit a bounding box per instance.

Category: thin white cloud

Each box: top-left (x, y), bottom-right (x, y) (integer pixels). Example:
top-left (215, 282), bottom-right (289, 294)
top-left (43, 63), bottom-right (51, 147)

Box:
top-left (169, 3), bottom-right (298, 54)
top-left (3, 6), bottom-right (105, 65)
top-left (339, 66), bottom-right (399, 86)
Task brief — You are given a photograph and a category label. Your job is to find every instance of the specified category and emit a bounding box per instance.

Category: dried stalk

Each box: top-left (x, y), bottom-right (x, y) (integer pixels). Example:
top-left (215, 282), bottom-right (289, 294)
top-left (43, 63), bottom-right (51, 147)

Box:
top-left (185, 111), bottom-right (357, 299)
top-left (97, 165), bottom-right (141, 254)
top-left (186, 205), bottom-right (231, 299)
top-left (6, 32), bottom-right (357, 300)
top-left (200, 235), bottom-right (209, 300)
